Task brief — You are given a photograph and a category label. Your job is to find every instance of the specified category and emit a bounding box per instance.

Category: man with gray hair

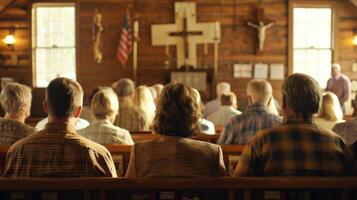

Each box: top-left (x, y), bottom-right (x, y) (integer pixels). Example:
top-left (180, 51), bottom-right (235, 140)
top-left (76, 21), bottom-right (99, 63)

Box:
top-left (218, 79), bottom-right (281, 145)
top-left (113, 78), bottom-right (148, 131)
top-left (3, 78), bottom-right (117, 177)
top-left (204, 82), bottom-right (231, 117)
top-left (234, 73), bottom-right (351, 177)
top-left (326, 63), bottom-right (351, 113)
top-left (0, 83), bottom-right (35, 145)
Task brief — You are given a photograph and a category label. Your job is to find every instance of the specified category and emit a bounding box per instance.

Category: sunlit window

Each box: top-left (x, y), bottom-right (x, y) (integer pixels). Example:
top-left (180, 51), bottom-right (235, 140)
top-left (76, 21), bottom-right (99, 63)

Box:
top-left (32, 3), bottom-right (76, 87)
top-left (293, 8), bottom-right (332, 88)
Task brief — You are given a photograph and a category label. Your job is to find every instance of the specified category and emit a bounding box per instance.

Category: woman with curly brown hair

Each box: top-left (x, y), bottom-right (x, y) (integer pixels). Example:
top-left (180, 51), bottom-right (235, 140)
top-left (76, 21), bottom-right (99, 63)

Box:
top-left (125, 83), bottom-right (227, 177)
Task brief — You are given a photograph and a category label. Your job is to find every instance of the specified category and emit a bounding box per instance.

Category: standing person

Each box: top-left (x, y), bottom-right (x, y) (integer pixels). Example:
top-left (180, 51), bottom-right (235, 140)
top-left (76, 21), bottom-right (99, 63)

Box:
top-left (234, 73), bottom-right (351, 177)
top-left (218, 79), bottom-right (281, 145)
top-left (0, 83), bottom-right (35, 145)
top-left (203, 82), bottom-right (231, 118)
top-left (3, 78), bottom-right (117, 177)
top-left (326, 64), bottom-right (351, 113)
top-left (125, 83), bottom-right (226, 178)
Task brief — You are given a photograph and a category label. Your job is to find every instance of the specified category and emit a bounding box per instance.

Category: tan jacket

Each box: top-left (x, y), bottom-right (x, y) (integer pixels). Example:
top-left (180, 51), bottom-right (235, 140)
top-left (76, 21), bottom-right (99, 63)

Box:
top-left (125, 136), bottom-right (227, 177)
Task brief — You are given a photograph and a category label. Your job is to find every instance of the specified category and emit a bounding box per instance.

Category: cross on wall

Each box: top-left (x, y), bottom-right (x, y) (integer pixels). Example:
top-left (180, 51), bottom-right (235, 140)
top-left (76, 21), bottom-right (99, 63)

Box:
top-left (151, 2), bottom-right (221, 68)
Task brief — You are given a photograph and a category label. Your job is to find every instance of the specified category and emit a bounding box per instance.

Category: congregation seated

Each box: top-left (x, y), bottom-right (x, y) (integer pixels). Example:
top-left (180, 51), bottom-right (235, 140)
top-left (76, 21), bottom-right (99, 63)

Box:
top-left (218, 79), bottom-right (282, 145)
top-left (132, 85), bottom-right (156, 128)
top-left (112, 78), bottom-right (149, 131)
top-left (234, 73), bottom-right (351, 177)
top-left (125, 83), bottom-right (227, 177)
top-left (333, 94), bottom-right (357, 145)
top-left (0, 83), bottom-right (35, 145)
top-left (78, 88), bottom-right (133, 145)
top-left (192, 88), bottom-right (215, 135)
top-left (203, 82), bottom-right (231, 117)
top-left (315, 91), bottom-right (345, 130)
top-left (207, 92), bottom-right (242, 126)
top-left (2, 78), bottom-right (117, 177)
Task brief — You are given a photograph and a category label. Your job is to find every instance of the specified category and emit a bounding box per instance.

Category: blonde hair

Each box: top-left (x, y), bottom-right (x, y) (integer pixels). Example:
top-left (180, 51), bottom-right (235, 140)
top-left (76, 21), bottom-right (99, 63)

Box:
top-left (91, 89), bottom-right (119, 119)
top-left (192, 88), bottom-right (205, 116)
top-left (247, 79), bottom-right (272, 103)
top-left (133, 85), bottom-right (156, 123)
top-left (0, 83), bottom-right (32, 114)
top-left (318, 92), bottom-right (343, 121)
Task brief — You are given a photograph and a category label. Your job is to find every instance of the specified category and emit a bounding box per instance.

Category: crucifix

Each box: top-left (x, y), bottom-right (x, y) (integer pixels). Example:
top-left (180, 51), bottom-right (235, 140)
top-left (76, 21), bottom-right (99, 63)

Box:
top-left (247, 7), bottom-right (275, 54)
top-left (151, 2), bottom-right (221, 68)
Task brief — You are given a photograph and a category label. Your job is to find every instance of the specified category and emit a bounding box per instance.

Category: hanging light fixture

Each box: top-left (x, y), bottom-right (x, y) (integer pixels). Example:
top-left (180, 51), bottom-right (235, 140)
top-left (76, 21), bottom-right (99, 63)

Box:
top-left (353, 34), bottom-right (357, 46)
top-left (2, 29), bottom-right (15, 47)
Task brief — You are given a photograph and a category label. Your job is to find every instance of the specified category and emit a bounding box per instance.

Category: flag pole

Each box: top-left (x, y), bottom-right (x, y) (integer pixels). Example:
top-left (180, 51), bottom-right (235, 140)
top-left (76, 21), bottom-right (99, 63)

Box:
top-left (133, 20), bottom-right (139, 83)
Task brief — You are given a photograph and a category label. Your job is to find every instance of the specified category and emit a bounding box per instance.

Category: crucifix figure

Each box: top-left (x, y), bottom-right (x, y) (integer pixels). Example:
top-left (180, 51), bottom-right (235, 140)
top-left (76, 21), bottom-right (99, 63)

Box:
top-left (247, 8), bottom-right (275, 54)
top-left (169, 15), bottom-right (203, 67)
top-left (151, 2), bottom-right (220, 68)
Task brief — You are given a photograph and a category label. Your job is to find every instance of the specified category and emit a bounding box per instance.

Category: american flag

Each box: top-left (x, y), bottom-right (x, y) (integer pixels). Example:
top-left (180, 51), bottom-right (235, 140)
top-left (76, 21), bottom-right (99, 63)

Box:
top-left (117, 11), bottom-right (132, 67)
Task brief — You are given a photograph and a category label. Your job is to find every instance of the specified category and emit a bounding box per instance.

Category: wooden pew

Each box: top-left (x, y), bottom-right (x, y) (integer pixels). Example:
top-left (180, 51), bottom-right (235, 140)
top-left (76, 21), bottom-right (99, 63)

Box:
top-left (130, 132), bottom-right (222, 144)
top-left (0, 144), bottom-right (244, 176)
top-left (0, 177), bottom-right (356, 200)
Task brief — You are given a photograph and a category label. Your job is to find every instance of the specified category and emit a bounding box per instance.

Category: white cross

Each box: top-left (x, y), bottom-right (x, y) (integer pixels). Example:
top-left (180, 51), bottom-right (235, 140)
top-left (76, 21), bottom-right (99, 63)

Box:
top-left (151, 2), bottom-right (221, 68)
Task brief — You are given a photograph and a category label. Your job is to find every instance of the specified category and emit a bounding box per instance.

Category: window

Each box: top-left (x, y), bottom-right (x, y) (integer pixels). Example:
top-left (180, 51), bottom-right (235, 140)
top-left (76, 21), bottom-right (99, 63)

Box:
top-left (32, 3), bottom-right (76, 87)
top-left (293, 7), bottom-right (332, 88)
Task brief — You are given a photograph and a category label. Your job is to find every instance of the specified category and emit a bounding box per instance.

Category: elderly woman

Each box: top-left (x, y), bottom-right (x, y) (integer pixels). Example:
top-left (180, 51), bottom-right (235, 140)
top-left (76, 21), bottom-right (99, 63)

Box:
top-left (315, 92), bottom-right (345, 130)
top-left (0, 83), bottom-right (35, 145)
top-left (125, 83), bottom-right (227, 177)
top-left (78, 88), bottom-right (133, 145)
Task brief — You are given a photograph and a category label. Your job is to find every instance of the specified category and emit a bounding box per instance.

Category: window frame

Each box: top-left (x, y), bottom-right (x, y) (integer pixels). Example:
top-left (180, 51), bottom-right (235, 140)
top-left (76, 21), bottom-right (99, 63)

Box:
top-left (31, 2), bottom-right (77, 88)
top-left (288, 1), bottom-right (339, 78)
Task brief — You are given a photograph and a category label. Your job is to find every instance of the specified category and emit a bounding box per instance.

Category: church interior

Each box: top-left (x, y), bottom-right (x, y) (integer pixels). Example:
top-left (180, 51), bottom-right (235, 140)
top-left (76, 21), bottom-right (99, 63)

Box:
top-left (1, 0), bottom-right (357, 199)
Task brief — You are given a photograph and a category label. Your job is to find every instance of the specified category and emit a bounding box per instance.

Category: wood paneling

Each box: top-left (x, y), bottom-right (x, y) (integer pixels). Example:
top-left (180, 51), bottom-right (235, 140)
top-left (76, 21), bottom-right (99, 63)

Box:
top-left (0, 0), bottom-right (356, 106)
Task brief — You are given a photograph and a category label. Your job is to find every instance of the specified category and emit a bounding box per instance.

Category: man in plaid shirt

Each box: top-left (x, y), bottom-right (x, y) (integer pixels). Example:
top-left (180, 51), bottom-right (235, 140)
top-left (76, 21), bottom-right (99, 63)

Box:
top-left (234, 73), bottom-right (352, 177)
top-left (218, 79), bottom-right (282, 145)
top-left (3, 78), bottom-right (117, 177)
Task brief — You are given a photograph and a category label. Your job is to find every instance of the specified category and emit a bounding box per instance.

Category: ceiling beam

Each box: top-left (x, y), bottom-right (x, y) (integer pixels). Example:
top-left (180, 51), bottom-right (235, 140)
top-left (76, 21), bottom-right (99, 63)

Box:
top-left (351, 0), bottom-right (357, 7)
top-left (0, 0), bottom-right (16, 15)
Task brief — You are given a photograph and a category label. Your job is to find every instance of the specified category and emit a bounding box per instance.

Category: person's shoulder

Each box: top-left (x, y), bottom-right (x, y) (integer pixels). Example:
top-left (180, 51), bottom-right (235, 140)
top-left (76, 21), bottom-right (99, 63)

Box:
top-left (265, 112), bottom-right (283, 122)
top-left (205, 99), bottom-right (219, 107)
top-left (7, 130), bottom-right (46, 153)
top-left (73, 133), bottom-right (110, 155)
top-left (341, 74), bottom-right (351, 81)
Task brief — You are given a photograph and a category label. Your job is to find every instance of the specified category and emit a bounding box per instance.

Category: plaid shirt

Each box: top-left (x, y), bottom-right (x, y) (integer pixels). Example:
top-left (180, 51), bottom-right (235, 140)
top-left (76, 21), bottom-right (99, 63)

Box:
top-left (2, 122), bottom-right (117, 177)
top-left (114, 98), bottom-right (149, 131)
top-left (0, 118), bottom-right (35, 145)
top-left (78, 119), bottom-right (134, 145)
top-left (217, 103), bottom-right (282, 145)
top-left (234, 120), bottom-right (352, 177)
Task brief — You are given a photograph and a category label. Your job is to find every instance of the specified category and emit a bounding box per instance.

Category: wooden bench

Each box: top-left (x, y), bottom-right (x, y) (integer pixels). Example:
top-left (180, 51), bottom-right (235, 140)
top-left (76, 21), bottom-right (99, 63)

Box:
top-left (0, 145), bottom-right (244, 177)
top-left (0, 177), bottom-right (356, 200)
top-left (130, 132), bottom-right (221, 144)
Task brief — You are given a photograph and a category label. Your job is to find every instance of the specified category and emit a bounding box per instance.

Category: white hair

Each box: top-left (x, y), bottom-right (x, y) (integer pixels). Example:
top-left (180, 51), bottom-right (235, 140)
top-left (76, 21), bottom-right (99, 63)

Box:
top-left (331, 63), bottom-right (341, 71)
top-left (0, 82), bottom-right (32, 114)
top-left (91, 89), bottom-right (119, 119)
top-left (216, 82), bottom-right (231, 97)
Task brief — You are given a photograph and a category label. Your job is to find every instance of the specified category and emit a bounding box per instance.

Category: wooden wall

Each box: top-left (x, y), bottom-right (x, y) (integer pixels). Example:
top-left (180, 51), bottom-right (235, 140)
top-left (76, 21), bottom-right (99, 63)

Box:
top-left (0, 0), bottom-right (357, 108)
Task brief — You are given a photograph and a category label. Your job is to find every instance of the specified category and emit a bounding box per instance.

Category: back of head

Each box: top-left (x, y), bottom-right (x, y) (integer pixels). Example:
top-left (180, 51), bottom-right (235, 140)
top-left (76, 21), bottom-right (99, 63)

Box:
top-left (88, 86), bottom-right (111, 104)
top-left (216, 82), bottom-right (231, 97)
top-left (91, 89), bottom-right (119, 119)
top-left (247, 79), bottom-right (273, 104)
top-left (153, 83), bottom-right (200, 137)
top-left (115, 78), bottom-right (135, 98)
top-left (0, 83), bottom-right (32, 115)
top-left (221, 92), bottom-right (237, 108)
top-left (152, 84), bottom-right (164, 96)
top-left (282, 73), bottom-right (321, 119)
top-left (133, 85), bottom-right (156, 112)
top-left (46, 78), bottom-right (83, 118)
top-left (318, 92), bottom-right (343, 121)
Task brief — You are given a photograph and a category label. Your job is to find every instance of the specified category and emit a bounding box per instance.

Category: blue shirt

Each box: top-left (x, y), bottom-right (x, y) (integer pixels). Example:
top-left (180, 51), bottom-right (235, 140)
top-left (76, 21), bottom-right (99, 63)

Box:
top-left (217, 103), bottom-right (282, 145)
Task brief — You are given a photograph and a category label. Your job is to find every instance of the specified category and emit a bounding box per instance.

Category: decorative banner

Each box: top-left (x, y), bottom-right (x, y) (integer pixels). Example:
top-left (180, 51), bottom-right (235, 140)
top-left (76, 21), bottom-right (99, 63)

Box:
top-left (92, 8), bottom-right (104, 63)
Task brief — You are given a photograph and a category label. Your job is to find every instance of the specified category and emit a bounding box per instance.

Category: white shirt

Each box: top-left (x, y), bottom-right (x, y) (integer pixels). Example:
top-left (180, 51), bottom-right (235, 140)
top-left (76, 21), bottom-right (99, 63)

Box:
top-left (78, 119), bottom-right (134, 145)
top-left (203, 98), bottom-right (220, 118)
top-left (315, 117), bottom-right (345, 131)
top-left (35, 117), bottom-right (89, 131)
top-left (207, 106), bottom-right (242, 126)
top-left (199, 118), bottom-right (215, 135)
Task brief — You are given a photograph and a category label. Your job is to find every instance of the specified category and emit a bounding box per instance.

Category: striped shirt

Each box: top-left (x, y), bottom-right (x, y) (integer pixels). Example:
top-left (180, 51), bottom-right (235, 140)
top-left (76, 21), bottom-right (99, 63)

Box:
top-left (0, 118), bottom-right (35, 145)
top-left (217, 103), bottom-right (282, 145)
top-left (234, 120), bottom-right (352, 177)
top-left (78, 119), bottom-right (134, 145)
top-left (2, 122), bottom-right (117, 177)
